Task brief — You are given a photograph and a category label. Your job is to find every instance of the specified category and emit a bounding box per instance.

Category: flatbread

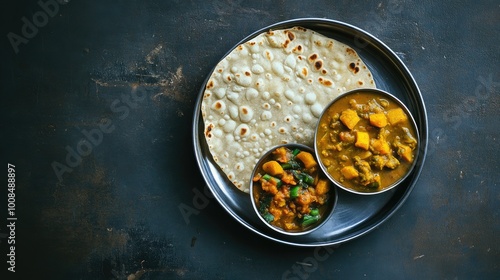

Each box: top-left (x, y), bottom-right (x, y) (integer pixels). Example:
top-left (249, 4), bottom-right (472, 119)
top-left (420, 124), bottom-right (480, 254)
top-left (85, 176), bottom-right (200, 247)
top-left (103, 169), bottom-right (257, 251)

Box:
top-left (201, 26), bottom-right (375, 193)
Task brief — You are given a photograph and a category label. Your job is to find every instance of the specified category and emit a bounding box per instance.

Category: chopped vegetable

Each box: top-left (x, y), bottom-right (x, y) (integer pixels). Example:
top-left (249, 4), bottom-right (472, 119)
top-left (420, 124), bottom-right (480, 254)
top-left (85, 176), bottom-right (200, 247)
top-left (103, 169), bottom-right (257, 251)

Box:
top-left (384, 154), bottom-right (400, 169)
top-left (402, 127), bottom-right (417, 145)
top-left (301, 173), bottom-right (315, 185)
top-left (281, 160), bottom-right (301, 170)
top-left (315, 179), bottom-right (330, 195)
top-left (340, 109), bottom-right (360, 130)
top-left (370, 138), bottom-right (391, 155)
top-left (295, 151), bottom-right (317, 169)
top-left (272, 147), bottom-right (289, 163)
top-left (358, 150), bottom-right (372, 160)
top-left (291, 170), bottom-right (315, 186)
top-left (262, 212), bottom-right (274, 223)
top-left (371, 155), bottom-right (388, 170)
top-left (387, 108), bottom-right (407, 125)
top-left (339, 131), bottom-right (355, 143)
top-left (290, 185), bottom-right (300, 198)
top-left (341, 165), bottom-right (359, 179)
top-left (302, 214), bottom-right (320, 227)
top-left (309, 208), bottom-right (319, 216)
top-left (355, 131), bottom-right (370, 150)
top-left (396, 142), bottom-right (413, 162)
top-left (258, 195), bottom-right (273, 219)
top-left (354, 156), bottom-right (375, 186)
top-left (369, 112), bottom-right (388, 128)
top-left (262, 160), bottom-right (284, 176)
top-left (262, 174), bottom-right (282, 187)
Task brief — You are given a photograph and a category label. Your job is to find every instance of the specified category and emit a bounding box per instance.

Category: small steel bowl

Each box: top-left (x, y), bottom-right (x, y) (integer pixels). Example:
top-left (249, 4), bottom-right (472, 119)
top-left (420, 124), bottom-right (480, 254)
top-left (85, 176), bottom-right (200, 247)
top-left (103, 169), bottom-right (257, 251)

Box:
top-left (249, 143), bottom-right (337, 236)
top-left (314, 88), bottom-right (420, 195)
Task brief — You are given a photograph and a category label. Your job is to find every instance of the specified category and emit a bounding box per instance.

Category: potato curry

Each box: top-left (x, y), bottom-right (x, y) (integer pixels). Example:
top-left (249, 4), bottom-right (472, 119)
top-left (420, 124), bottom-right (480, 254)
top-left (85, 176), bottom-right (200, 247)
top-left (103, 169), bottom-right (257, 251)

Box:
top-left (252, 146), bottom-right (331, 232)
top-left (316, 91), bottom-right (418, 193)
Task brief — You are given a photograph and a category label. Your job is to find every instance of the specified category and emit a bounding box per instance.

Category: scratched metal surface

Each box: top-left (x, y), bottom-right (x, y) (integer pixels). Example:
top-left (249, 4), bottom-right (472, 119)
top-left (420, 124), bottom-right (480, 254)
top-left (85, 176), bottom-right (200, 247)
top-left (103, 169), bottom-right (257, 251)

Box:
top-left (1, 0), bottom-right (499, 279)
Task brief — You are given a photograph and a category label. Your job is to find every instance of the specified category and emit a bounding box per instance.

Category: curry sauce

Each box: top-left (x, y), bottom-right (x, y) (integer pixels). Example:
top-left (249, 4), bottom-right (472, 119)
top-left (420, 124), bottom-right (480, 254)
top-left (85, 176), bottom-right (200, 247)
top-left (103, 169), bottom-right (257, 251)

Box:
top-left (316, 91), bottom-right (418, 193)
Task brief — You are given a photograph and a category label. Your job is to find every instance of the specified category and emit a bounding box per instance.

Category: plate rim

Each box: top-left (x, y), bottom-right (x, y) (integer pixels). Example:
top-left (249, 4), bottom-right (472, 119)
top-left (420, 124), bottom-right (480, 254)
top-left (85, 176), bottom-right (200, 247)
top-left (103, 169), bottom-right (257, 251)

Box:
top-left (192, 17), bottom-right (428, 247)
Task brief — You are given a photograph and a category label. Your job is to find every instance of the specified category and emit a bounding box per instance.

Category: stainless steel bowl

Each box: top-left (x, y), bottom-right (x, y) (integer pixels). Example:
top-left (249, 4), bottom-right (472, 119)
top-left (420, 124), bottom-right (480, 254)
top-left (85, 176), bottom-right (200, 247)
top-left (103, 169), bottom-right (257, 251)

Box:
top-left (314, 88), bottom-right (420, 195)
top-left (249, 143), bottom-right (338, 235)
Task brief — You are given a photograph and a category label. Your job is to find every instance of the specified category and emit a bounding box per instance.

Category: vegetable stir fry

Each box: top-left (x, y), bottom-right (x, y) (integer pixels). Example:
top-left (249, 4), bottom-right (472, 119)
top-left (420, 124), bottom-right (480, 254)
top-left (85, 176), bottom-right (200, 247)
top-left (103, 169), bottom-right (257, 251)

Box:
top-left (252, 146), bottom-right (331, 232)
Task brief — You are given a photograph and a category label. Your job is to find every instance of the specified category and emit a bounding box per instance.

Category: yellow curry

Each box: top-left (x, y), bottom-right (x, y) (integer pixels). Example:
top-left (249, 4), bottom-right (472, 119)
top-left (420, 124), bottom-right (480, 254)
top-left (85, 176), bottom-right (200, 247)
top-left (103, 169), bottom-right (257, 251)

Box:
top-left (316, 91), bottom-right (418, 193)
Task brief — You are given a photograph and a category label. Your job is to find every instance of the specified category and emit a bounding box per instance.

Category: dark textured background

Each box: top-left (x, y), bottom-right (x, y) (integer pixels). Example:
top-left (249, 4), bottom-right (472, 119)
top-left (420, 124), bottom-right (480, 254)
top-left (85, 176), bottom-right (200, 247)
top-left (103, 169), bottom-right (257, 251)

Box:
top-left (1, 0), bottom-right (499, 279)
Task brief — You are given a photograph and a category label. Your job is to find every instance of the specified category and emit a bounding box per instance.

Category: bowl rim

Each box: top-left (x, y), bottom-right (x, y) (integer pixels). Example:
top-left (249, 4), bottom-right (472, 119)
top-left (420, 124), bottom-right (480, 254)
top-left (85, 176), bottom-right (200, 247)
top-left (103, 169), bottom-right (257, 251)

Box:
top-left (249, 143), bottom-right (338, 236)
top-left (314, 88), bottom-right (420, 195)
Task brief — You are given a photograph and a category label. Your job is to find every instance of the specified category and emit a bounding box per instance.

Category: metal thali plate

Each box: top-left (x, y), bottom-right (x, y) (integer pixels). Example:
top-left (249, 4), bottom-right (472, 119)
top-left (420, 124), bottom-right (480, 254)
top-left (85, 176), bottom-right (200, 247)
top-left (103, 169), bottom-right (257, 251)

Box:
top-left (192, 18), bottom-right (428, 247)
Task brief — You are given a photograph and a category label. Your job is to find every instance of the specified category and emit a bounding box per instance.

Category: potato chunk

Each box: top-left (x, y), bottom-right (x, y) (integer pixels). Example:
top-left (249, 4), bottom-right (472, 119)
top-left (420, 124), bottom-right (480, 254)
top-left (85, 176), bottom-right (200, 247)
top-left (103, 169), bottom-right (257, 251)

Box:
top-left (355, 131), bottom-right (370, 150)
top-left (262, 160), bottom-right (284, 176)
top-left (369, 113), bottom-right (388, 128)
top-left (370, 138), bottom-right (391, 155)
top-left (341, 166), bottom-right (359, 179)
top-left (295, 151), bottom-right (317, 169)
top-left (340, 109), bottom-right (360, 130)
top-left (315, 179), bottom-right (330, 195)
top-left (397, 144), bottom-right (414, 163)
top-left (387, 108), bottom-right (407, 125)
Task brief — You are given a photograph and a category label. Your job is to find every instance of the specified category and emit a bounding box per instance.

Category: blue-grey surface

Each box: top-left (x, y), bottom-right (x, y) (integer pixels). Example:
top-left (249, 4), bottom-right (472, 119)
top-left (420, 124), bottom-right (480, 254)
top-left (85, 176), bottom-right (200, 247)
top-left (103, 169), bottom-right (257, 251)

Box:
top-left (1, 0), bottom-right (498, 279)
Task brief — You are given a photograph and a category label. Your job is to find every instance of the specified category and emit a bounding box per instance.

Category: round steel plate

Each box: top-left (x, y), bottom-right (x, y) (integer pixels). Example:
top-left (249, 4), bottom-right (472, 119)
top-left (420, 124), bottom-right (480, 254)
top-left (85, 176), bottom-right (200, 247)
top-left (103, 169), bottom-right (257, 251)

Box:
top-left (192, 18), bottom-right (428, 247)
